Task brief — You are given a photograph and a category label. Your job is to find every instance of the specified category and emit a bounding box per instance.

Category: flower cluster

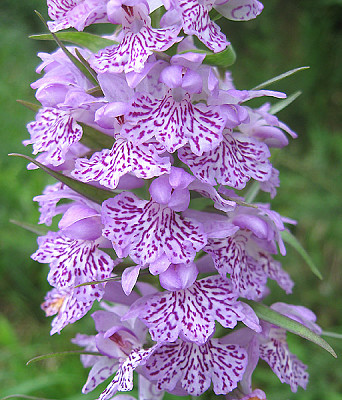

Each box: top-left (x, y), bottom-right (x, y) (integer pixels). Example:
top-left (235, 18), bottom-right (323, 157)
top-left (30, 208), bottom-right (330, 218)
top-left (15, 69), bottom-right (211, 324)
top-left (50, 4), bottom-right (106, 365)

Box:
top-left (21, 0), bottom-right (324, 399)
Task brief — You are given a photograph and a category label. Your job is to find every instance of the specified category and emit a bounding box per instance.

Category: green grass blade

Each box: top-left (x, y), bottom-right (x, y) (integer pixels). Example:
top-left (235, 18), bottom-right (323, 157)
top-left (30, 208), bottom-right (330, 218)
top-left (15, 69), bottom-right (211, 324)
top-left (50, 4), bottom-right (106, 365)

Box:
top-left (248, 301), bottom-right (336, 358)
top-left (281, 230), bottom-right (323, 279)
top-left (270, 91), bottom-right (302, 115)
top-left (252, 66), bottom-right (310, 90)
top-left (26, 350), bottom-right (100, 366)
top-left (9, 153), bottom-right (115, 205)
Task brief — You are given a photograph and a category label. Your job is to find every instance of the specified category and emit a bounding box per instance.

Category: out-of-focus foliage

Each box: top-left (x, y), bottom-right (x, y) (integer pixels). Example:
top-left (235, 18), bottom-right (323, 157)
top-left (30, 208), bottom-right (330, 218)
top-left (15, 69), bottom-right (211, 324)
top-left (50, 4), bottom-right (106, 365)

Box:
top-left (1, 1), bottom-right (341, 399)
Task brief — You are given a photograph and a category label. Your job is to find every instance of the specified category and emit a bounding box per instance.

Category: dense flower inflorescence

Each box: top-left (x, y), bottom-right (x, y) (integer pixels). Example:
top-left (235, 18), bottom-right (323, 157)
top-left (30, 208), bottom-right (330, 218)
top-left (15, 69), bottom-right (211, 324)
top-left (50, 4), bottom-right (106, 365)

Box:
top-left (20, 0), bottom-right (324, 399)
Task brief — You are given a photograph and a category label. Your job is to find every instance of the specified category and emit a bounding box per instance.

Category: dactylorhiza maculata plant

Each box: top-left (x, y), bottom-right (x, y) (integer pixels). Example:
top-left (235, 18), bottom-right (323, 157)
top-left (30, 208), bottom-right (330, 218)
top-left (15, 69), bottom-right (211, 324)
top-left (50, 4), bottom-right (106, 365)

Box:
top-left (13, 0), bottom-right (337, 399)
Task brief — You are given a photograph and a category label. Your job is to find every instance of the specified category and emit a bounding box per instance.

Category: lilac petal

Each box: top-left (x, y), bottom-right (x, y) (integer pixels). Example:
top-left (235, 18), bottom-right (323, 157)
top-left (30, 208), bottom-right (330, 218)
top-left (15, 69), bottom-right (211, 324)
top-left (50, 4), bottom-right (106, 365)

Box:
top-left (259, 327), bottom-right (308, 392)
top-left (72, 333), bottom-right (99, 367)
top-left (259, 253), bottom-right (294, 294)
top-left (177, 0), bottom-right (229, 52)
top-left (139, 375), bottom-right (164, 400)
top-left (159, 262), bottom-right (198, 291)
top-left (179, 132), bottom-right (271, 189)
top-left (214, 0), bottom-right (263, 21)
top-left (58, 204), bottom-right (102, 240)
top-left (90, 25), bottom-right (181, 74)
top-left (83, 357), bottom-right (120, 394)
top-left (188, 180), bottom-right (236, 212)
top-left (32, 232), bottom-right (115, 293)
top-left (103, 281), bottom-right (141, 305)
top-left (167, 187), bottom-right (190, 212)
top-left (41, 286), bottom-right (95, 334)
top-left (122, 265), bottom-right (141, 295)
top-left (270, 303), bottom-right (321, 334)
top-left (169, 166), bottom-right (195, 189)
top-left (126, 275), bottom-right (260, 344)
top-left (102, 192), bottom-right (207, 266)
top-left (149, 175), bottom-right (172, 204)
top-left (260, 167), bottom-right (280, 199)
top-left (72, 139), bottom-right (171, 190)
top-left (25, 107), bottom-right (83, 166)
top-left (145, 339), bottom-right (247, 395)
top-left (47, 0), bottom-right (109, 32)
top-left (121, 90), bottom-right (226, 155)
top-left (183, 209), bottom-right (239, 239)
top-left (98, 346), bottom-right (158, 400)
top-left (204, 235), bottom-right (267, 300)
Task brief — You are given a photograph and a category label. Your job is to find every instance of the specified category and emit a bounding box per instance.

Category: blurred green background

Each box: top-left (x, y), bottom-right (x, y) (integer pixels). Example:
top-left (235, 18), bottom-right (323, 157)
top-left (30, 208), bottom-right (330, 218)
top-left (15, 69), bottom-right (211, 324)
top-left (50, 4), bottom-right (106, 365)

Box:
top-left (0, 1), bottom-right (341, 399)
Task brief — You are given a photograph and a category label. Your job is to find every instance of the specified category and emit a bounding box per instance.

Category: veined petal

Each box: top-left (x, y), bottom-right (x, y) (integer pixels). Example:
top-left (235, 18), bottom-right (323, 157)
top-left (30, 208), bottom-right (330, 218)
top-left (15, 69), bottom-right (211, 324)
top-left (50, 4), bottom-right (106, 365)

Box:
top-left (125, 275), bottom-right (260, 344)
top-left (259, 327), bottom-right (308, 392)
top-left (32, 232), bottom-right (115, 292)
top-left (90, 25), bottom-right (181, 74)
top-left (25, 107), bottom-right (83, 166)
top-left (122, 91), bottom-right (226, 155)
top-left (102, 192), bottom-right (207, 266)
top-left (98, 346), bottom-right (158, 400)
top-left (72, 139), bottom-right (171, 189)
top-left (179, 132), bottom-right (272, 189)
top-left (41, 286), bottom-right (95, 334)
top-left (214, 0), bottom-right (263, 21)
top-left (47, 0), bottom-right (109, 32)
top-left (145, 339), bottom-right (247, 395)
top-left (204, 234), bottom-right (267, 300)
top-left (177, 0), bottom-right (228, 52)
top-left (82, 357), bottom-right (120, 394)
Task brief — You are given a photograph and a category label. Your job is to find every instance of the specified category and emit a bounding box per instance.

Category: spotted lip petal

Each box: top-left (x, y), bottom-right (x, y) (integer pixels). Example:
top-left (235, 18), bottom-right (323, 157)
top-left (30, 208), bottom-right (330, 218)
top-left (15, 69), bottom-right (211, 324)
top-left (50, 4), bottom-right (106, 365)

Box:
top-left (145, 339), bottom-right (247, 395)
top-left (25, 107), bottom-right (83, 166)
top-left (90, 4), bottom-right (182, 75)
top-left (72, 138), bottom-right (171, 190)
top-left (32, 232), bottom-right (115, 296)
top-left (179, 131), bottom-right (272, 189)
top-left (259, 326), bottom-right (308, 392)
top-left (124, 275), bottom-right (260, 344)
top-left (214, 0), bottom-right (264, 21)
top-left (41, 286), bottom-right (96, 334)
top-left (102, 192), bottom-right (207, 267)
top-left (175, 0), bottom-right (229, 52)
top-left (47, 0), bottom-right (109, 32)
top-left (98, 346), bottom-right (158, 400)
top-left (121, 90), bottom-right (226, 155)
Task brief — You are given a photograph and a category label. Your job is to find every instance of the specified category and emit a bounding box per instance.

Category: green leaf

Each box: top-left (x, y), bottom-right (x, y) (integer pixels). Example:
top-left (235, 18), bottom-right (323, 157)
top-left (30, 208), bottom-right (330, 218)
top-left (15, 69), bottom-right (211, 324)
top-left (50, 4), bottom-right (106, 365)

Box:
top-left (248, 301), bottom-right (337, 358)
top-left (321, 331), bottom-right (342, 340)
top-left (80, 123), bottom-right (114, 150)
top-left (34, 11), bottom-right (98, 86)
top-left (74, 276), bottom-right (121, 288)
top-left (252, 66), bottom-right (310, 90)
top-left (9, 153), bottom-right (115, 205)
top-left (269, 91), bottom-right (302, 115)
top-left (26, 350), bottom-right (100, 366)
top-left (2, 395), bottom-right (57, 400)
top-left (29, 31), bottom-right (117, 53)
top-left (16, 100), bottom-right (40, 112)
top-left (10, 219), bottom-right (49, 236)
top-left (180, 45), bottom-right (236, 68)
top-left (281, 230), bottom-right (323, 279)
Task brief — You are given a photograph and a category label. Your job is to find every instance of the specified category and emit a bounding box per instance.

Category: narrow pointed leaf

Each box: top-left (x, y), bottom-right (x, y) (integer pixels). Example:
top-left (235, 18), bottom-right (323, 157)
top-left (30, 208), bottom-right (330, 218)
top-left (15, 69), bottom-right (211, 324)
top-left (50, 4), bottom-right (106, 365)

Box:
top-left (16, 100), bottom-right (40, 112)
top-left (80, 124), bottom-right (114, 150)
top-left (26, 350), bottom-right (100, 366)
top-left (270, 91), bottom-right (302, 115)
top-left (245, 181), bottom-right (260, 203)
top-left (29, 32), bottom-right (117, 53)
top-left (248, 301), bottom-right (336, 358)
top-left (321, 331), bottom-right (342, 340)
top-left (252, 66), bottom-right (310, 90)
top-left (74, 276), bottom-right (121, 288)
top-left (9, 153), bottom-right (115, 204)
top-left (281, 230), bottom-right (323, 279)
top-left (74, 48), bottom-right (98, 83)
top-left (10, 219), bottom-right (49, 236)
top-left (34, 11), bottom-right (98, 86)
top-left (2, 395), bottom-right (57, 400)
